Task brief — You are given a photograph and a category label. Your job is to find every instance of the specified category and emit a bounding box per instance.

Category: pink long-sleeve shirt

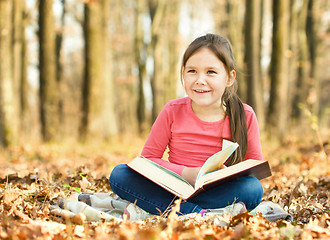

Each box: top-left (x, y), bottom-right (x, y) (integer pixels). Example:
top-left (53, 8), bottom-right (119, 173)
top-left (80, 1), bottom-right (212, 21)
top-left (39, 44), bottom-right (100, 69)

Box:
top-left (141, 97), bottom-right (263, 176)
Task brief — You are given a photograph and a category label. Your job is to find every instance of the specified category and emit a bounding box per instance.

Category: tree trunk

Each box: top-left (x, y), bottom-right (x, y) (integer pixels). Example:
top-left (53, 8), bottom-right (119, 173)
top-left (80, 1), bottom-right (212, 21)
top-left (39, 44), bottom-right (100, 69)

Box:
top-left (135, 0), bottom-right (147, 133)
top-left (292, 0), bottom-right (309, 119)
top-left (12, 0), bottom-right (25, 139)
top-left (226, 0), bottom-right (245, 100)
top-left (244, 0), bottom-right (265, 129)
top-left (80, 1), bottom-right (108, 141)
top-left (79, 0), bottom-right (117, 140)
top-left (306, 0), bottom-right (320, 115)
top-left (267, 0), bottom-right (290, 139)
top-left (56, 0), bottom-right (66, 132)
top-left (148, 0), bottom-right (166, 122)
top-left (39, 0), bottom-right (59, 142)
top-left (0, 0), bottom-right (17, 146)
top-left (109, 0), bottom-right (138, 134)
top-left (20, 17), bottom-right (29, 135)
top-left (164, 0), bottom-right (180, 103)
top-left (100, 0), bottom-right (118, 138)
top-left (287, 0), bottom-right (298, 119)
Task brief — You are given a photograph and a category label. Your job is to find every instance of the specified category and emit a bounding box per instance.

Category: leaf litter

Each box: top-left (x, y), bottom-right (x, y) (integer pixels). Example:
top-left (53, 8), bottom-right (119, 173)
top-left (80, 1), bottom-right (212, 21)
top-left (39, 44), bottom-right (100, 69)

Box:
top-left (0, 138), bottom-right (329, 239)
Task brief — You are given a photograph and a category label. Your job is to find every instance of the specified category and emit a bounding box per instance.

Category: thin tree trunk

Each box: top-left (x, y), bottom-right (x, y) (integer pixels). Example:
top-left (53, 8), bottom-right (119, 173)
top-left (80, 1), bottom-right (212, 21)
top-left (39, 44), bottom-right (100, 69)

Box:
top-left (288, 0), bottom-right (298, 119)
top-left (165, 0), bottom-right (180, 103)
top-left (148, 0), bottom-right (166, 122)
top-left (39, 0), bottom-right (59, 141)
top-left (20, 24), bottom-right (29, 136)
top-left (0, 0), bottom-right (17, 146)
top-left (135, 0), bottom-right (147, 133)
top-left (56, 0), bottom-right (66, 132)
top-left (267, 0), bottom-right (290, 139)
top-left (226, 0), bottom-right (245, 100)
top-left (244, 0), bottom-right (265, 129)
top-left (101, 0), bottom-right (118, 138)
top-left (12, 0), bottom-right (25, 139)
top-left (79, 1), bottom-right (104, 140)
top-left (306, 0), bottom-right (320, 115)
top-left (292, 0), bottom-right (309, 119)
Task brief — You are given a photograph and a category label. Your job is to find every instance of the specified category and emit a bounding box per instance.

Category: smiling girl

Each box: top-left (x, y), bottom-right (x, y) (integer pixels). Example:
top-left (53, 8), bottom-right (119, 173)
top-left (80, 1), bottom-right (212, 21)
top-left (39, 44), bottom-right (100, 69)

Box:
top-left (109, 33), bottom-right (263, 219)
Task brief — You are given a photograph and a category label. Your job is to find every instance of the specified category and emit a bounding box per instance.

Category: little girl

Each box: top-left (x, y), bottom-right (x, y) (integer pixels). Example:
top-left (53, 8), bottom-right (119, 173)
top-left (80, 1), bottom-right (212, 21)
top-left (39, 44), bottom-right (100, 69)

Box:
top-left (109, 33), bottom-right (263, 218)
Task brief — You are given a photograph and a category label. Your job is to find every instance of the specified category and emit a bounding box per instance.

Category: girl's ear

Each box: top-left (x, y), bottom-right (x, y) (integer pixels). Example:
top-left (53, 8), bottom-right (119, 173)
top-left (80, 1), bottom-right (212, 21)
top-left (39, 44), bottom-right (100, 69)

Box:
top-left (226, 70), bottom-right (236, 87)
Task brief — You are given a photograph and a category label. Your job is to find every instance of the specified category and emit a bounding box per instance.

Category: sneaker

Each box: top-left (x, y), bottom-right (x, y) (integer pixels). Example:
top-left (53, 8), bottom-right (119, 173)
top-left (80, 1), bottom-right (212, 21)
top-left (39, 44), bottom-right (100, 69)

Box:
top-left (124, 202), bottom-right (154, 221)
top-left (78, 192), bottom-right (128, 210)
top-left (201, 202), bottom-right (247, 218)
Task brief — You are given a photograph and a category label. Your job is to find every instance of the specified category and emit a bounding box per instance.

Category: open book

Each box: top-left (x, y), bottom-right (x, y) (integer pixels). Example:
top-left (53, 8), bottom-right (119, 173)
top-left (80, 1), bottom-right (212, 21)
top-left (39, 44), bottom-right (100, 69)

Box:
top-left (127, 141), bottom-right (272, 200)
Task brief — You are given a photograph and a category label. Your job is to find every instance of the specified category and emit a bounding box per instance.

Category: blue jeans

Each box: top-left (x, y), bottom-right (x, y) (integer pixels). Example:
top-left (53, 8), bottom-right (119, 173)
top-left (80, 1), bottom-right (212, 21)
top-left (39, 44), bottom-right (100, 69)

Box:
top-left (109, 164), bottom-right (263, 215)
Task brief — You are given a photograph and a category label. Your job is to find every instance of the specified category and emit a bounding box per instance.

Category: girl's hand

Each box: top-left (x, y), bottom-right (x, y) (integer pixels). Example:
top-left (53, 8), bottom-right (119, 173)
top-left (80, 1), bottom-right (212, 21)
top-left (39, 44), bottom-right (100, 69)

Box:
top-left (181, 167), bottom-right (201, 186)
top-left (218, 164), bottom-right (227, 170)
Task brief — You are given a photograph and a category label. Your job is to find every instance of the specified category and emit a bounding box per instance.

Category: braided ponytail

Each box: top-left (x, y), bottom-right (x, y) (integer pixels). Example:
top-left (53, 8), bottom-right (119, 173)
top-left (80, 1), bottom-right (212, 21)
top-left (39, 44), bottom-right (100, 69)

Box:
top-left (223, 93), bottom-right (248, 166)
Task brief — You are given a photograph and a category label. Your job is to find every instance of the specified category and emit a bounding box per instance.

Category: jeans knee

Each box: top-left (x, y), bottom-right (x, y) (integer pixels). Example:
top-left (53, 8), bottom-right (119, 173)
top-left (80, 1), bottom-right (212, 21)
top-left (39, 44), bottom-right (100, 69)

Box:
top-left (109, 164), bottom-right (126, 191)
top-left (254, 178), bottom-right (264, 201)
top-left (244, 176), bottom-right (263, 209)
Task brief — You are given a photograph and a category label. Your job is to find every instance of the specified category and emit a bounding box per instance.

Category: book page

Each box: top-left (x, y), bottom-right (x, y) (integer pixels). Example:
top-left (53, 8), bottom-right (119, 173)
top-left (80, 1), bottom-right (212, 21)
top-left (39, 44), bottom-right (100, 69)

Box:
top-left (195, 141), bottom-right (238, 186)
top-left (222, 139), bottom-right (233, 150)
top-left (147, 159), bottom-right (191, 186)
top-left (127, 157), bottom-right (195, 199)
top-left (195, 159), bottom-right (270, 189)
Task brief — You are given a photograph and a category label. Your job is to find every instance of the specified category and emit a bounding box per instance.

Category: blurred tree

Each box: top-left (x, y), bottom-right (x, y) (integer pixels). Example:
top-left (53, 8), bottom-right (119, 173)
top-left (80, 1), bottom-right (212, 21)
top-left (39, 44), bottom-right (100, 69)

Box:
top-left (80, 1), bottom-right (105, 140)
top-left (306, 0), bottom-right (320, 115)
top-left (267, 0), bottom-right (290, 138)
top-left (226, 0), bottom-right (245, 100)
top-left (18, 1), bottom-right (29, 138)
top-left (12, 0), bottom-right (26, 134)
top-left (164, 0), bottom-right (180, 104)
top-left (287, 0), bottom-right (298, 120)
top-left (148, 0), bottom-right (166, 122)
top-left (148, 0), bottom-right (180, 122)
top-left (100, 0), bottom-right (118, 138)
top-left (135, 0), bottom-right (147, 134)
top-left (80, 0), bottom-right (118, 141)
top-left (110, 0), bottom-right (137, 134)
top-left (291, 0), bottom-right (309, 119)
top-left (56, 0), bottom-right (66, 130)
top-left (0, 0), bottom-right (18, 146)
top-left (213, 0), bottom-right (228, 35)
top-left (244, 0), bottom-right (265, 129)
top-left (39, 0), bottom-right (59, 141)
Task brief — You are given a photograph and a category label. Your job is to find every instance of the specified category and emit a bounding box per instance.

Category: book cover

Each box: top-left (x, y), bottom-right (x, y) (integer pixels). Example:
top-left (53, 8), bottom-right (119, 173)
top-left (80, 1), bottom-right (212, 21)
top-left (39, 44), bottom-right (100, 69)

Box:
top-left (126, 141), bottom-right (272, 200)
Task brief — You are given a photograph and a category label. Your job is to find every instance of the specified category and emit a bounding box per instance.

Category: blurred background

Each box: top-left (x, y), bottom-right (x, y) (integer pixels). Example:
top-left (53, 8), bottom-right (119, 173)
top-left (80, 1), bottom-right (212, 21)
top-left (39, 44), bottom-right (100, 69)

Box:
top-left (0, 0), bottom-right (329, 147)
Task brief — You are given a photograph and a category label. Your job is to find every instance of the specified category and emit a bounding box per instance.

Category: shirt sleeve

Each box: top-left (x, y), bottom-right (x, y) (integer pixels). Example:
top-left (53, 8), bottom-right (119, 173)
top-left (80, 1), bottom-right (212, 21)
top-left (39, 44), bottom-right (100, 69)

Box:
top-left (141, 103), bottom-right (186, 175)
top-left (245, 108), bottom-right (263, 160)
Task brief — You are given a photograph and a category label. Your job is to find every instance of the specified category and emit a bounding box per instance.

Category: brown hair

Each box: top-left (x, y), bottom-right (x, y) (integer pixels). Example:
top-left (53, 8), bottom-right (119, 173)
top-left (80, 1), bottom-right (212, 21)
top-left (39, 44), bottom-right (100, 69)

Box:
top-left (180, 33), bottom-right (247, 166)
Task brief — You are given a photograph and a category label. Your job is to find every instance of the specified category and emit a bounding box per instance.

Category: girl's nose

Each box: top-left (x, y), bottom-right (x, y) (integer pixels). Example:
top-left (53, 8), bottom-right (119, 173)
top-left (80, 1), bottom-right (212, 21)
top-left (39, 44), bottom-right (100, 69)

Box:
top-left (195, 74), bottom-right (206, 85)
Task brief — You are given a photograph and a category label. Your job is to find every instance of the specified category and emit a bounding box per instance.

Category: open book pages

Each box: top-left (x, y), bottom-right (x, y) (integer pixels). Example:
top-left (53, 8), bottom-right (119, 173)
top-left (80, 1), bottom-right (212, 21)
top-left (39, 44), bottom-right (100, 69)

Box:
top-left (127, 156), bottom-right (196, 199)
top-left (194, 159), bottom-right (269, 190)
top-left (127, 156), bottom-right (271, 200)
top-left (195, 140), bottom-right (239, 185)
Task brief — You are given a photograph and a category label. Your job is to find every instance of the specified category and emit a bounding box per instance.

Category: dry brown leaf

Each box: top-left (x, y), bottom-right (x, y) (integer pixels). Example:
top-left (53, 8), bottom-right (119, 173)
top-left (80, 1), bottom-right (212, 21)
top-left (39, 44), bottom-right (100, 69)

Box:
top-left (13, 220), bottom-right (66, 239)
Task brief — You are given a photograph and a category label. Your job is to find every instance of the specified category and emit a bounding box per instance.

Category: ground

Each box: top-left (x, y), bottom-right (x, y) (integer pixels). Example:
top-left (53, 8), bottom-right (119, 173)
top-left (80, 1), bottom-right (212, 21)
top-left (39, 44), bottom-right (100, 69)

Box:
top-left (0, 133), bottom-right (329, 239)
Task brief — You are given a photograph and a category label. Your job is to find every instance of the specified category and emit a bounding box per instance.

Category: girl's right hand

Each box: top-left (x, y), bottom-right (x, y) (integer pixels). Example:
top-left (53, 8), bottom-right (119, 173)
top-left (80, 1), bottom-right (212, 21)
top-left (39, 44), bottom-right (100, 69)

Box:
top-left (218, 164), bottom-right (227, 170)
top-left (181, 166), bottom-right (201, 186)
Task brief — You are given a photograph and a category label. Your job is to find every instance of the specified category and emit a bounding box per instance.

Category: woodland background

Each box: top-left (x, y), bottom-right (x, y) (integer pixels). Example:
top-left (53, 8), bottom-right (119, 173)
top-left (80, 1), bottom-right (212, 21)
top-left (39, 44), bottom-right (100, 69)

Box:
top-left (0, 0), bottom-right (329, 239)
top-left (0, 0), bottom-right (328, 145)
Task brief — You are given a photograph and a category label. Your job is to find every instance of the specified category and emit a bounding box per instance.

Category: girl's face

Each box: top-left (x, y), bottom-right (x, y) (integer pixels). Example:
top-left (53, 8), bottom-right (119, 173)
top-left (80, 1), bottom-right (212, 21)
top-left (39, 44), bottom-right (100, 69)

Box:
top-left (183, 47), bottom-right (235, 115)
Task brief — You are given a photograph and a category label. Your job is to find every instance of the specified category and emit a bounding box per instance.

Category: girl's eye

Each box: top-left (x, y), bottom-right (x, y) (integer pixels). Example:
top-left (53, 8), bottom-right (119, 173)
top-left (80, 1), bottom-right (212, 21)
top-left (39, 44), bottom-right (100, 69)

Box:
top-left (187, 69), bottom-right (196, 73)
top-left (208, 70), bottom-right (217, 74)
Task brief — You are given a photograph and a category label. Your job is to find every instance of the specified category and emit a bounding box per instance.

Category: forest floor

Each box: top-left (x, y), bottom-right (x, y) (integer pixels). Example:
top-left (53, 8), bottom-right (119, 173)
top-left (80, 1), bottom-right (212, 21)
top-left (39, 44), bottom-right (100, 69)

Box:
top-left (0, 128), bottom-right (329, 239)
